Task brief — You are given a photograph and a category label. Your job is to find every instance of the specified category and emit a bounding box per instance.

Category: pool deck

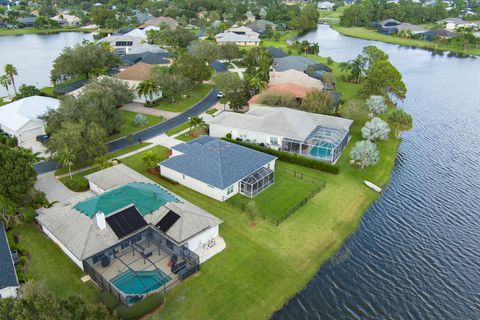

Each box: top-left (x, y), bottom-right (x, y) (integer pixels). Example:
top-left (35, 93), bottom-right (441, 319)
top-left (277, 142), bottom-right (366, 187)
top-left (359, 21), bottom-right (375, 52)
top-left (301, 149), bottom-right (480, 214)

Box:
top-left (94, 241), bottom-right (180, 292)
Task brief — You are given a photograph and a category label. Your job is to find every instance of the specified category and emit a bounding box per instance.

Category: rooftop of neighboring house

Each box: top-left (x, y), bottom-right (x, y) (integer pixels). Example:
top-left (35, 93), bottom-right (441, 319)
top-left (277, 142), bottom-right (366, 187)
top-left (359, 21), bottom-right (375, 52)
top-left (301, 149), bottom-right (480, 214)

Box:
top-left (114, 62), bottom-right (152, 81)
top-left (269, 70), bottom-right (323, 90)
top-left (0, 224), bottom-right (19, 291)
top-left (208, 106), bottom-right (353, 142)
top-left (272, 55), bottom-right (319, 72)
top-left (266, 46), bottom-right (288, 58)
top-left (215, 32), bottom-right (261, 43)
top-left (140, 16), bottom-right (177, 30)
top-left (246, 19), bottom-right (277, 33)
top-left (121, 51), bottom-right (171, 66)
top-left (160, 136), bottom-right (277, 190)
top-left (437, 17), bottom-right (466, 25)
top-left (36, 164), bottom-right (222, 261)
top-left (0, 96), bottom-right (60, 132)
top-left (248, 83), bottom-right (314, 105)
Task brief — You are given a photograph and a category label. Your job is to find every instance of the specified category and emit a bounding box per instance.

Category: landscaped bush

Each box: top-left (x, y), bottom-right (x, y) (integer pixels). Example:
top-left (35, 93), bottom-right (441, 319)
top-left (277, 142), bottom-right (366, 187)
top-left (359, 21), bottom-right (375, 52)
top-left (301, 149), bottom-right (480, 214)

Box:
top-left (99, 291), bottom-right (120, 312)
top-left (114, 293), bottom-right (164, 320)
top-left (223, 138), bottom-right (339, 174)
top-left (63, 177), bottom-right (89, 192)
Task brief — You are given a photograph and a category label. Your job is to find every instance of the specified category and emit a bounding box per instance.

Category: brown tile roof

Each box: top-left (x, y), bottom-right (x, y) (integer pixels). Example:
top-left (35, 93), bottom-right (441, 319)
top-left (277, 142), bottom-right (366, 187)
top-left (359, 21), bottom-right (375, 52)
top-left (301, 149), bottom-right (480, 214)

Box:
top-left (114, 62), bottom-right (152, 81)
top-left (248, 83), bottom-right (314, 104)
top-left (140, 16), bottom-right (177, 30)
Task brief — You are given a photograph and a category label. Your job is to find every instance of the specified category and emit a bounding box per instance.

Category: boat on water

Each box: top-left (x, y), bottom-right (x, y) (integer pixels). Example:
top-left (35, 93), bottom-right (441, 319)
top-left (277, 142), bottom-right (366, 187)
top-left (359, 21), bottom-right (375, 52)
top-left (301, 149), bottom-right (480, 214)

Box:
top-left (364, 180), bottom-right (382, 193)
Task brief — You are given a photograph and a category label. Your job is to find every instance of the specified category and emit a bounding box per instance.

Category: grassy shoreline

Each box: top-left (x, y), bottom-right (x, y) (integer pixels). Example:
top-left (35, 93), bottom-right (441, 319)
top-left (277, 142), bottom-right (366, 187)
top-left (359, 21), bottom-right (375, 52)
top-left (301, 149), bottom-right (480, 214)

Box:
top-left (332, 25), bottom-right (480, 56)
top-left (0, 27), bottom-right (112, 36)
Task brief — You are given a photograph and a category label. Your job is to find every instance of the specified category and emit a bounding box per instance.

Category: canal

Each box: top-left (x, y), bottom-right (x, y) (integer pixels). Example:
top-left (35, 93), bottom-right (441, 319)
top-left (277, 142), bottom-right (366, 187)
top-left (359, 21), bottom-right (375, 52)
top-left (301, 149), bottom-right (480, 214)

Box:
top-left (274, 25), bottom-right (480, 320)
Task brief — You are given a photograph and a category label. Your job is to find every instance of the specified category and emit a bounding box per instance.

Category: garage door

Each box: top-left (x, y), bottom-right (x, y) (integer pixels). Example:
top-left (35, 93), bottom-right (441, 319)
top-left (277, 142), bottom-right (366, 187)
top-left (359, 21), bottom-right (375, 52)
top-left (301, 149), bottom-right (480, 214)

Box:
top-left (19, 126), bottom-right (44, 142)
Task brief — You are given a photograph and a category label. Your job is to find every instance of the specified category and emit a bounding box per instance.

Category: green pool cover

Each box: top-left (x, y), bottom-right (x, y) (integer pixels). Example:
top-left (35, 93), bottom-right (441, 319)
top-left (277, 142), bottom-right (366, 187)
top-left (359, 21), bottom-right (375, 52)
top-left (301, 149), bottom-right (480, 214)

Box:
top-left (74, 182), bottom-right (178, 218)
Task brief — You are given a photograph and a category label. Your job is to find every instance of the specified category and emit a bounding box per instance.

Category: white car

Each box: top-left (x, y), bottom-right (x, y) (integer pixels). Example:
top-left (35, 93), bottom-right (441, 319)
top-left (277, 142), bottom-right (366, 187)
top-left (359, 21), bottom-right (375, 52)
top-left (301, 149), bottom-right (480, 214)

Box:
top-left (217, 91), bottom-right (225, 98)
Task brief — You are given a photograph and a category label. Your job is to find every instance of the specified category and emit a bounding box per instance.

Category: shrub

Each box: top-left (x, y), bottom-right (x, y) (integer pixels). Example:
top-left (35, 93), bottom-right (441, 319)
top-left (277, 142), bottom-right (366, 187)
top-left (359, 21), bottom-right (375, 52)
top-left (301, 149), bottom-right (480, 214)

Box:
top-left (63, 177), bottom-right (89, 192)
top-left (133, 113), bottom-right (148, 126)
top-left (99, 291), bottom-right (120, 312)
top-left (223, 138), bottom-right (339, 174)
top-left (114, 293), bottom-right (164, 320)
top-left (226, 132), bottom-right (232, 139)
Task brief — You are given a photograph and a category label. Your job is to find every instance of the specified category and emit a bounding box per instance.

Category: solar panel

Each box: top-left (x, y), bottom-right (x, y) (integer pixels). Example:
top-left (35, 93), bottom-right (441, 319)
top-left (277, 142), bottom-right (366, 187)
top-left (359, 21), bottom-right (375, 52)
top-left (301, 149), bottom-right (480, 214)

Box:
top-left (156, 210), bottom-right (180, 233)
top-left (106, 206), bottom-right (147, 239)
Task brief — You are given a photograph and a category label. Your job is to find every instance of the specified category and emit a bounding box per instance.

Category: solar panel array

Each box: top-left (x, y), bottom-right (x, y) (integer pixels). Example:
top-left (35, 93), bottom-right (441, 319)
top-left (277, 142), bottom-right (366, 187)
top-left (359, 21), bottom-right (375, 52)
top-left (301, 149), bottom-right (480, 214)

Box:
top-left (106, 206), bottom-right (147, 238)
top-left (156, 210), bottom-right (180, 233)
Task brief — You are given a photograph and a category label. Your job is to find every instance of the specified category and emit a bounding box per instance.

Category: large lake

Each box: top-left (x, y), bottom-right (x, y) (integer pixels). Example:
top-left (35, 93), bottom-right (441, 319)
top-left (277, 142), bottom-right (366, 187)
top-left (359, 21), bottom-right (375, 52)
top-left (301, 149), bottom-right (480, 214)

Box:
top-left (274, 25), bottom-right (480, 319)
top-left (0, 32), bottom-right (93, 96)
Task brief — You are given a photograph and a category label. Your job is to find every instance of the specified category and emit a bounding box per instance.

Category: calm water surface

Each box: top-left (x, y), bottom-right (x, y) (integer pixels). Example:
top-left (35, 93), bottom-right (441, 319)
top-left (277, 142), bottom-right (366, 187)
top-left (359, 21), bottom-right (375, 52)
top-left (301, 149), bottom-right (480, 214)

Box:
top-left (0, 32), bottom-right (92, 96)
top-left (274, 26), bottom-right (480, 319)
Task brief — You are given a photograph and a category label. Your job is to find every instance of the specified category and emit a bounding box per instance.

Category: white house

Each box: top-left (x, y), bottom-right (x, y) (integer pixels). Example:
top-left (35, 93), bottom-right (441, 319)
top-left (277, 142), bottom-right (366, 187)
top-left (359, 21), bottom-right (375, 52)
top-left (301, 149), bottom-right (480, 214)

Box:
top-left (37, 164), bottom-right (224, 303)
top-left (208, 106), bottom-right (353, 164)
top-left (0, 224), bottom-right (19, 299)
top-left (0, 96), bottom-right (60, 142)
top-left (97, 34), bottom-right (143, 54)
top-left (215, 26), bottom-right (261, 45)
top-left (159, 136), bottom-right (277, 201)
top-left (318, 1), bottom-right (335, 10)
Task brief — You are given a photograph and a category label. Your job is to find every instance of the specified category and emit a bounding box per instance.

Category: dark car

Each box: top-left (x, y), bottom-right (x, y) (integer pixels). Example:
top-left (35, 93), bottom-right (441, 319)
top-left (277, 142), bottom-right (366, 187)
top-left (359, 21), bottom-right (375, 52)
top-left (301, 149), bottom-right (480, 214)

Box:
top-left (36, 134), bottom-right (50, 144)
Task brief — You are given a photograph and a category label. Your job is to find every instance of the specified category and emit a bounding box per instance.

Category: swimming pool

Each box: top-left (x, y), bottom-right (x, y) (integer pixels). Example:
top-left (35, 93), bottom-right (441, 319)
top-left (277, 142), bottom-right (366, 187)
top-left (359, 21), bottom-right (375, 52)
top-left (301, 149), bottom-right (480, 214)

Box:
top-left (111, 270), bottom-right (171, 294)
top-left (309, 142), bottom-right (333, 159)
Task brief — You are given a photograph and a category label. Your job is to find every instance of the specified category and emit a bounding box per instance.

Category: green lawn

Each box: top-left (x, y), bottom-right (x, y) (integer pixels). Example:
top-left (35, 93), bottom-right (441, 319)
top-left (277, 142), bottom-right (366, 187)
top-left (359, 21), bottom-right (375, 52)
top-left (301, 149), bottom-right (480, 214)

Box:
top-left (154, 84), bottom-right (213, 113)
top-left (59, 166), bottom-right (101, 191)
top-left (227, 163), bottom-right (323, 220)
top-left (8, 223), bottom-right (99, 303)
top-left (175, 128), bottom-right (207, 142)
top-left (332, 26), bottom-right (480, 56)
top-left (206, 108), bottom-right (218, 116)
top-left (166, 122), bottom-right (190, 136)
top-left (107, 111), bottom-right (164, 142)
top-left (121, 145), bottom-right (170, 172)
top-left (54, 142), bottom-right (151, 176)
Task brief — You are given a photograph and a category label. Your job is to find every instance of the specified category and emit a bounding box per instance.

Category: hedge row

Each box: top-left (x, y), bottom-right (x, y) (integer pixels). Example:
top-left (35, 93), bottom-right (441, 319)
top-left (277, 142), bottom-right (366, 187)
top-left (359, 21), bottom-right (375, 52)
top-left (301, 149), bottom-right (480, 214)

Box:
top-left (114, 292), bottom-right (164, 320)
top-left (223, 138), bottom-right (339, 174)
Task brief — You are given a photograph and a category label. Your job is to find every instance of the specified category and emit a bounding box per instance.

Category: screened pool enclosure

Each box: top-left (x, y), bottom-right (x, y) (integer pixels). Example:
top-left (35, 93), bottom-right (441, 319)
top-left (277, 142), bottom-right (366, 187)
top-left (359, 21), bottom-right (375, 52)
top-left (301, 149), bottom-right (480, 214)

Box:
top-left (240, 167), bottom-right (275, 198)
top-left (281, 126), bottom-right (349, 164)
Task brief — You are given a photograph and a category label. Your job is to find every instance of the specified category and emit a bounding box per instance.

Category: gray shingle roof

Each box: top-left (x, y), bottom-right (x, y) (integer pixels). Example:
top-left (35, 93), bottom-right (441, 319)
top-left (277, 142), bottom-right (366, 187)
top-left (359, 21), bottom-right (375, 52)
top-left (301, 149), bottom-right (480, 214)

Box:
top-left (160, 136), bottom-right (276, 189)
top-left (273, 56), bottom-right (319, 72)
top-left (0, 224), bottom-right (19, 290)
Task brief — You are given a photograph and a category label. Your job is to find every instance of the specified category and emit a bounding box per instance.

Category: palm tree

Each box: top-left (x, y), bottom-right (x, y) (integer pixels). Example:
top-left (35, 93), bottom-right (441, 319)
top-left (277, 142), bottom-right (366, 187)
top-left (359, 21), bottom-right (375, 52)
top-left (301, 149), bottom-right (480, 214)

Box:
top-left (188, 116), bottom-right (205, 130)
top-left (136, 80), bottom-right (157, 103)
top-left (56, 145), bottom-right (76, 179)
top-left (142, 151), bottom-right (159, 173)
top-left (0, 74), bottom-right (11, 98)
top-left (339, 56), bottom-right (364, 83)
top-left (4, 64), bottom-right (18, 95)
top-left (19, 148), bottom-right (45, 164)
top-left (248, 75), bottom-right (267, 95)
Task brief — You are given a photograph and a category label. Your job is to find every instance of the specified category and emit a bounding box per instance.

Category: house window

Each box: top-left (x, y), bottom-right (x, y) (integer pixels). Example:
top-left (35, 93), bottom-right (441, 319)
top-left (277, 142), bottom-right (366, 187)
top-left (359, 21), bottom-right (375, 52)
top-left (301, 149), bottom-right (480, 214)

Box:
top-left (227, 185), bottom-right (234, 195)
top-left (182, 175), bottom-right (185, 180)
top-left (270, 137), bottom-right (278, 145)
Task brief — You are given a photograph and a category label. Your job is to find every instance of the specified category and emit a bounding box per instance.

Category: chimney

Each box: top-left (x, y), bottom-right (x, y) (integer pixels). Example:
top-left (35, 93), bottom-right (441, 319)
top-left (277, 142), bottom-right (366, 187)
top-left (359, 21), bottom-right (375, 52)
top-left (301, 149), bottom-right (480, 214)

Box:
top-left (96, 211), bottom-right (107, 230)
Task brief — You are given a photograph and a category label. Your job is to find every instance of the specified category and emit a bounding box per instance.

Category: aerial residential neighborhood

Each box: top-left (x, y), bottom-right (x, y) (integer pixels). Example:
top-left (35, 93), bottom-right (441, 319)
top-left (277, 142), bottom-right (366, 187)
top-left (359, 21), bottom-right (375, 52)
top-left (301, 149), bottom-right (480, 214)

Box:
top-left (0, 0), bottom-right (478, 319)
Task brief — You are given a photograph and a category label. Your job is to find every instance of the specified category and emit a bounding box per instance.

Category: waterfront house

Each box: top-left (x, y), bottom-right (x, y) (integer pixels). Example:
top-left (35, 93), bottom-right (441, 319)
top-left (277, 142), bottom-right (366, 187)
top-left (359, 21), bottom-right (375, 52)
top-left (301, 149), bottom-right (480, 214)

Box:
top-left (208, 106), bottom-right (353, 164)
top-left (272, 56), bottom-right (319, 72)
top-left (318, 1), bottom-right (335, 10)
top-left (269, 70), bottom-right (324, 90)
top-left (17, 16), bottom-right (36, 28)
top-left (140, 16), bottom-right (177, 30)
top-left (114, 63), bottom-right (162, 103)
top-left (159, 136), bottom-right (277, 201)
top-left (420, 29), bottom-right (456, 40)
top-left (97, 34), bottom-right (143, 55)
top-left (246, 19), bottom-right (277, 34)
top-left (37, 164), bottom-right (224, 304)
top-left (0, 224), bottom-right (19, 299)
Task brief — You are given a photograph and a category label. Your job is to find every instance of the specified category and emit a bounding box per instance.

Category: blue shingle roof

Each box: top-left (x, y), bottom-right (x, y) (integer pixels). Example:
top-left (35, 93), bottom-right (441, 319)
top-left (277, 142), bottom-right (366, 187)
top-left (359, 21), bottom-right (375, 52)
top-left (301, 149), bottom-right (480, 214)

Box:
top-left (160, 136), bottom-right (276, 189)
top-left (0, 224), bottom-right (19, 290)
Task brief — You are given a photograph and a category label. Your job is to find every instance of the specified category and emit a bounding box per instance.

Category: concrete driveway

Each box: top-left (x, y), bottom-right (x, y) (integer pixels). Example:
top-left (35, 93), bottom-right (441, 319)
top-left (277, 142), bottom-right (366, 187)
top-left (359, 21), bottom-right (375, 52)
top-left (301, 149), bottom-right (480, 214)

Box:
top-left (35, 172), bottom-right (93, 204)
top-left (20, 138), bottom-right (47, 157)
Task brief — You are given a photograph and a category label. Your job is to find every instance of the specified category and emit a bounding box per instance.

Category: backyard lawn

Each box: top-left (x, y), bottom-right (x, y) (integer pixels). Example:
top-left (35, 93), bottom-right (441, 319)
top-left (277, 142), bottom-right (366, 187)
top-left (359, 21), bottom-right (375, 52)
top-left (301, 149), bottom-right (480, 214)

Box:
top-left (121, 145), bottom-right (170, 172)
top-left (107, 111), bottom-right (163, 142)
top-left (154, 84), bottom-right (213, 113)
top-left (8, 223), bottom-right (99, 303)
top-left (227, 165), bottom-right (323, 220)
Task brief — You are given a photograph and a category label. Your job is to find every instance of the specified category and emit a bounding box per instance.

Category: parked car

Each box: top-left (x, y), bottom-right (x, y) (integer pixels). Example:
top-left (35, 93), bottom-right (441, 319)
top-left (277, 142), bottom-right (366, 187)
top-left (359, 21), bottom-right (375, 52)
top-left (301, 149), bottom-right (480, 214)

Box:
top-left (216, 91), bottom-right (225, 98)
top-left (36, 134), bottom-right (50, 144)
